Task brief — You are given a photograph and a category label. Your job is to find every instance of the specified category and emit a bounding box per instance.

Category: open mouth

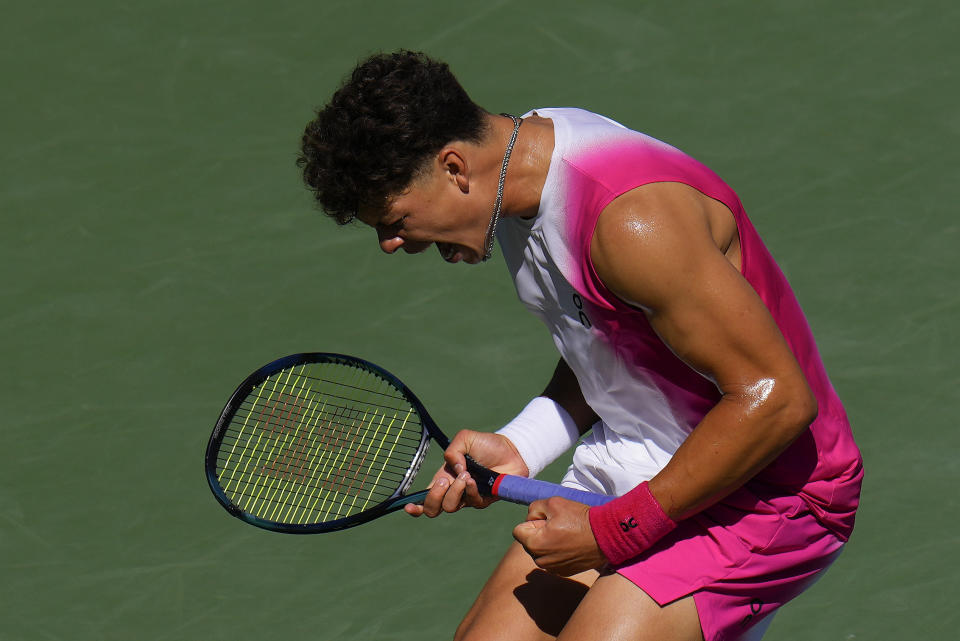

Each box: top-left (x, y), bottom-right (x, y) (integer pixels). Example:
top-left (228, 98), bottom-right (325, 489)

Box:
top-left (437, 242), bottom-right (464, 263)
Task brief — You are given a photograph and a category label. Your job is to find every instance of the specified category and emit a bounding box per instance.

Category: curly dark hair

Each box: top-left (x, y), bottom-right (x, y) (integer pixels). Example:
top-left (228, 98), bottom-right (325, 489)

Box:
top-left (298, 51), bottom-right (488, 224)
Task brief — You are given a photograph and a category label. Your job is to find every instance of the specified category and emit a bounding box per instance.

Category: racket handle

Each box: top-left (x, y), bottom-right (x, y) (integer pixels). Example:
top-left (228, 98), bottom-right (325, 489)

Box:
top-left (492, 474), bottom-right (614, 507)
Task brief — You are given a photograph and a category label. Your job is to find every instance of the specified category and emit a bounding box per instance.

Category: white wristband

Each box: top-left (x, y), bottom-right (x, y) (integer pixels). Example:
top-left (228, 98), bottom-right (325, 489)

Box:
top-left (495, 396), bottom-right (581, 478)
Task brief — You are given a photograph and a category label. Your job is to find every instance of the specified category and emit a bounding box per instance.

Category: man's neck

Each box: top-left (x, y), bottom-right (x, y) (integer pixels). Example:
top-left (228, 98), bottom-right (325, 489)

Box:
top-left (489, 113), bottom-right (555, 220)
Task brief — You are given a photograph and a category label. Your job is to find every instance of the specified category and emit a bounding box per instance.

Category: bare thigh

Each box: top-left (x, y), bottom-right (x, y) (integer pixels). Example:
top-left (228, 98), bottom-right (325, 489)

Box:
top-left (455, 541), bottom-right (600, 641)
top-left (558, 572), bottom-right (704, 641)
top-left (457, 543), bottom-right (704, 641)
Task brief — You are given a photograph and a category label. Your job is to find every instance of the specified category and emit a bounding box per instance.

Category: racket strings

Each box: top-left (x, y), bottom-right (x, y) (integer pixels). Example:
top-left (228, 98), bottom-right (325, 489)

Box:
top-left (220, 367), bottom-right (403, 523)
top-left (239, 387), bottom-right (414, 417)
top-left (217, 439), bottom-right (417, 483)
top-left (229, 398), bottom-right (424, 446)
top-left (214, 362), bottom-right (423, 525)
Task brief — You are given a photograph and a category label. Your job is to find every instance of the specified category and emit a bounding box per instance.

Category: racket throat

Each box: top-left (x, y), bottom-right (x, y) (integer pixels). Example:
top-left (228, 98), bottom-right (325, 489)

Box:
top-left (399, 437), bottom-right (431, 497)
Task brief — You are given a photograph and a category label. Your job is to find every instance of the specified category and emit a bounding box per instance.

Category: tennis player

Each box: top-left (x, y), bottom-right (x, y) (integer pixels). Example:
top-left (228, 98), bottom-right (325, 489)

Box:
top-left (298, 51), bottom-right (863, 641)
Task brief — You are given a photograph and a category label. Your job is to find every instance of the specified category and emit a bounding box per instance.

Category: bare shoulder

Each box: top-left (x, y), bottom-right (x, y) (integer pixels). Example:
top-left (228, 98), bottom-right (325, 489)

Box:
top-left (589, 182), bottom-right (741, 311)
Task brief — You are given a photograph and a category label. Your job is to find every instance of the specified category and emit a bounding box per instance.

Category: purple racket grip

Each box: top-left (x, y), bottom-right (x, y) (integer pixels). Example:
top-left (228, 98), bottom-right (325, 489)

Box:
top-left (493, 474), bottom-right (614, 507)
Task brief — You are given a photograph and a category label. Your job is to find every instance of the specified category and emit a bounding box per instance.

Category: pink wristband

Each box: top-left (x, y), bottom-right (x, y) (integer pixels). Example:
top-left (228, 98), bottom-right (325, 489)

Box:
top-left (588, 481), bottom-right (677, 565)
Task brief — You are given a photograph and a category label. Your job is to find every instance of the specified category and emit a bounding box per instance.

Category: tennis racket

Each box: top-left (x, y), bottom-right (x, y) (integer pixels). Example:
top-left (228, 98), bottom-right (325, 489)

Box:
top-left (205, 352), bottom-right (611, 533)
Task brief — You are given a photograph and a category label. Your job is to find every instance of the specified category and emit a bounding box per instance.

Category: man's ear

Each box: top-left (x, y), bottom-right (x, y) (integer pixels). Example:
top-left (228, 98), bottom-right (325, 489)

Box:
top-left (439, 147), bottom-right (470, 194)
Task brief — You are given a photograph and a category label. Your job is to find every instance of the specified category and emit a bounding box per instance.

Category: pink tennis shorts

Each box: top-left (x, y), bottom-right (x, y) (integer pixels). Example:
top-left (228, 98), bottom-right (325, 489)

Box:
top-left (614, 488), bottom-right (845, 641)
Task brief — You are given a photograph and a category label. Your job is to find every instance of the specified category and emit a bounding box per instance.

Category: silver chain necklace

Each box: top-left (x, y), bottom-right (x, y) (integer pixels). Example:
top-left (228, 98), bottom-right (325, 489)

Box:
top-left (482, 113), bottom-right (522, 261)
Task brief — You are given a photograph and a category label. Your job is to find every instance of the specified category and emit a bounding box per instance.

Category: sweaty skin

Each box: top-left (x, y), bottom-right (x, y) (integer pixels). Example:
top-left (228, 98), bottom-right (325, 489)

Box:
top-left (591, 183), bottom-right (815, 524)
top-left (404, 180), bottom-right (815, 579)
top-left (361, 115), bottom-right (815, 579)
top-left (349, 112), bottom-right (826, 640)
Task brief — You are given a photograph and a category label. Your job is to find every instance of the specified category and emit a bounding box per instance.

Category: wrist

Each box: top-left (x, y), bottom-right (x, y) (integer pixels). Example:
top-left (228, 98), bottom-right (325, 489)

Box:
top-left (495, 396), bottom-right (580, 478)
top-left (588, 481), bottom-right (677, 565)
top-left (493, 433), bottom-right (530, 477)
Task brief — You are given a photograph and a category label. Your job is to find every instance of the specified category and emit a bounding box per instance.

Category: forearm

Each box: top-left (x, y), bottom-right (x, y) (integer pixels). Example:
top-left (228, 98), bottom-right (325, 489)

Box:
top-left (589, 379), bottom-right (815, 564)
top-left (540, 358), bottom-right (599, 434)
top-left (650, 379), bottom-right (816, 520)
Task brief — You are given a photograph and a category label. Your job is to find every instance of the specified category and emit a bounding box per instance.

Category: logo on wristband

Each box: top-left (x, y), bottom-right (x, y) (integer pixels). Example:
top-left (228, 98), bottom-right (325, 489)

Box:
top-left (619, 517), bottom-right (638, 532)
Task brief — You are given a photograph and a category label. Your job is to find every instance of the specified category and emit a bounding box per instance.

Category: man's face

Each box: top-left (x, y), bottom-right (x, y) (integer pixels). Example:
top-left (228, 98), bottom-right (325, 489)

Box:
top-left (357, 160), bottom-right (490, 264)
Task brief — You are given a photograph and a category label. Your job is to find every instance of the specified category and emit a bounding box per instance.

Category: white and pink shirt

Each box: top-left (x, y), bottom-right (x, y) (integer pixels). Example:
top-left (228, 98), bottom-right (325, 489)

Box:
top-left (497, 108), bottom-right (862, 540)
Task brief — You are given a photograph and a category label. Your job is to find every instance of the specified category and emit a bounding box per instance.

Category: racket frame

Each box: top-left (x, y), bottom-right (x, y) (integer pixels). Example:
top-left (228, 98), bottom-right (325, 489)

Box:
top-left (206, 352), bottom-right (609, 535)
top-left (205, 352), bottom-right (451, 534)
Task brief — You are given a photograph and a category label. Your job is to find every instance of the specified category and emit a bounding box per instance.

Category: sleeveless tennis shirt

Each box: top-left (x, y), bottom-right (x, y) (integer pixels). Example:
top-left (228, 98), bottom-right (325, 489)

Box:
top-left (496, 108), bottom-right (862, 540)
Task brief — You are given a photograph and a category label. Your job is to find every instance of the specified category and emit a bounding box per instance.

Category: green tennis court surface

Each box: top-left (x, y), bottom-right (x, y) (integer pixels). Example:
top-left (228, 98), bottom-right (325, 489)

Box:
top-left (2, 1), bottom-right (956, 639)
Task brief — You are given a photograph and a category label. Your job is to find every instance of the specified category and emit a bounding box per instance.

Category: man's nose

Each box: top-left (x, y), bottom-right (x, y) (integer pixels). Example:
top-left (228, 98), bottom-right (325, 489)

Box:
top-left (377, 228), bottom-right (404, 254)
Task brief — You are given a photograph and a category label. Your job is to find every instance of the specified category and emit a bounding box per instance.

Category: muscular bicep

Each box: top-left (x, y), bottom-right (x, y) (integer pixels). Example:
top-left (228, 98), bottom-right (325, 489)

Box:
top-left (590, 184), bottom-right (809, 405)
top-left (591, 184), bottom-right (817, 517)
